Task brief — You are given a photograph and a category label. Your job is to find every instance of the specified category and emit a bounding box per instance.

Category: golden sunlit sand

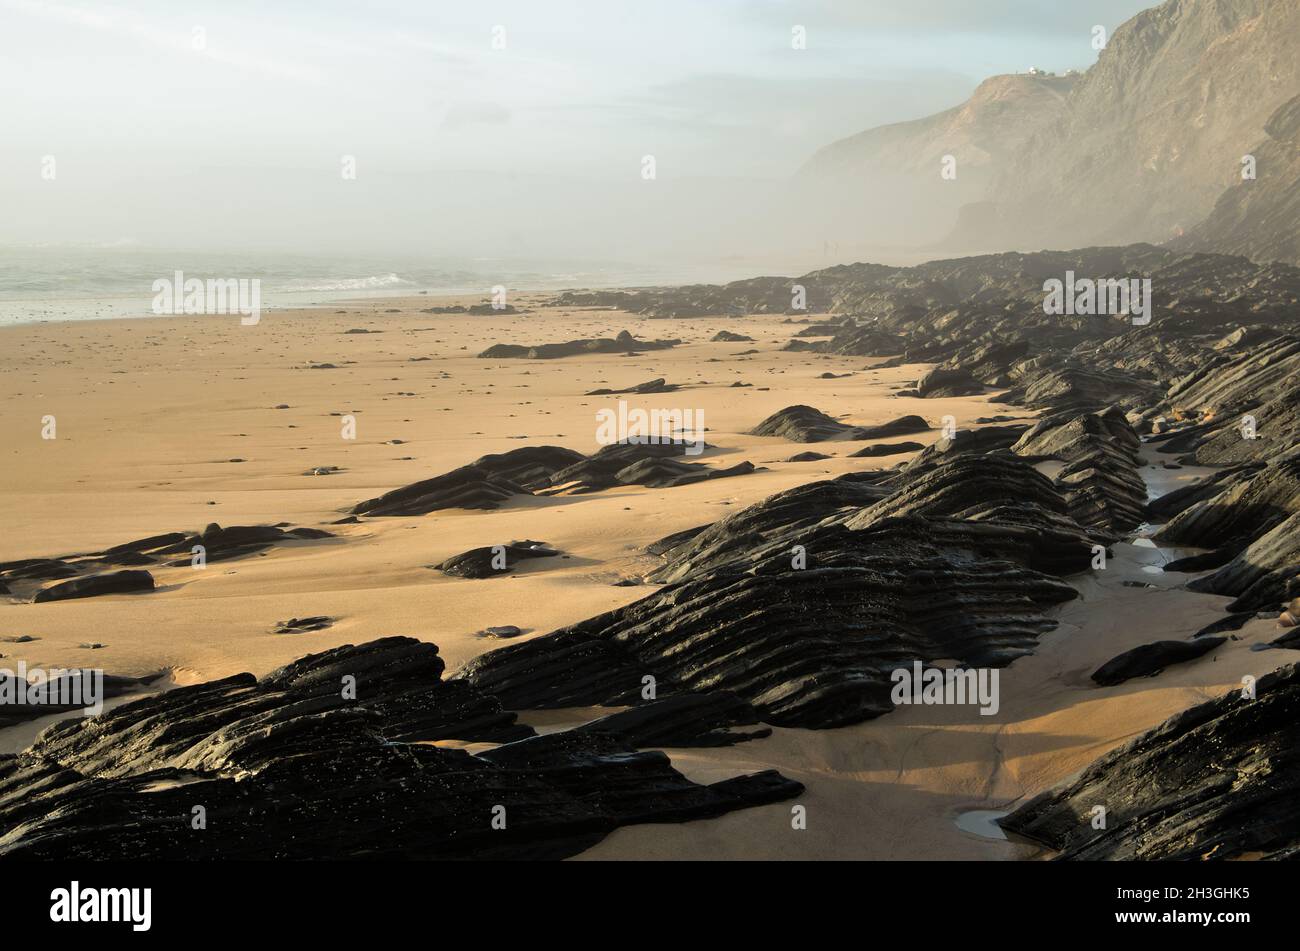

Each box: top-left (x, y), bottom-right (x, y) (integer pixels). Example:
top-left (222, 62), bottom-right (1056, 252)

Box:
top-left (0, 296), bottom-right (1264, 859)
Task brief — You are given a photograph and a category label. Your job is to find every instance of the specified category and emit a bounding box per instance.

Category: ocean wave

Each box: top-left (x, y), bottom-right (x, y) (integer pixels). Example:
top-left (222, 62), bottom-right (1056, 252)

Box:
top-left (276, 273), bottom-right (414, 293)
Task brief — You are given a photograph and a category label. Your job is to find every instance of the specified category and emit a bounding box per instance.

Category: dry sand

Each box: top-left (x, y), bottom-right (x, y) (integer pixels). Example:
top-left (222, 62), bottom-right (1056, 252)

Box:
top-left (0, 295), bottom-right (1285, 859)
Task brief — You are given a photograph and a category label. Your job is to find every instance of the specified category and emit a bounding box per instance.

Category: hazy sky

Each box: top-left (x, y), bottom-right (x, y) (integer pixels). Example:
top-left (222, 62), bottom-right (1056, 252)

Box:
top-left (1, 0), bottom-right (1157, 261)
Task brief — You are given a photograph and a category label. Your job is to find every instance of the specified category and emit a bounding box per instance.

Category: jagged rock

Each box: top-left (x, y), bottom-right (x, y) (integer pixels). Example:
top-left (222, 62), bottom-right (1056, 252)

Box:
top-left (584, 378), bottom-right (678, 395)
top-left (1091, 637), bottom-right (1226, 686)
top-left (273, 616), bottom-right (335, 634)
top-left (1157, 455), bottom-right (1300, 555)
top-left (1153, 335), bottom-right (1300, 465)
top-left (749, 405), bottom-right (865, 442)
top-left (478, 330), bottom-right (679, 360)
top-left (999, 664), bottom-right (1300, 860)
top-left (786, 451), bottom-right (831, 462)
top-left (460, 450), bottom-right (1098, 730)
top-left (854, 415), bottom-right (931, 439)
top-left (457, 520), bottom-right (1079, 729)
top-left (1188, 510), bottom-right (1300, 611)
top-left (32, 570), bottom-right (155, 604)
top-left (711, 330), bottom-right (754, 342)
top-left (1012, 408), bottom-right (1146, 532)
top-left (603, 457), bottom-right (756, 489)
top-left (0, 637), bottom-right (800, 859)
top-left (902, 426), bottom-right (1028, 470)
top-left (915, 366), bottom-right (982, 398)
top-left (0, 671), bottom-right (164, 728)
top-left (848, 441), bottom-right (923, 457)
top-left (350, 446), bottom-right (584, 515)
top-left (434, 541), bottom-right (560, 579)
top-left (1144, 462), bottom-right (1262, 523)
top-left (574, 693), bottom-right (771, 747)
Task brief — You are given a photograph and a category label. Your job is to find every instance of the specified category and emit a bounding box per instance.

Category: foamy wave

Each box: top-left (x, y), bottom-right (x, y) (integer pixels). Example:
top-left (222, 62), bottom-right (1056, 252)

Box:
top-left (278, 273), bottom-right (414, 293)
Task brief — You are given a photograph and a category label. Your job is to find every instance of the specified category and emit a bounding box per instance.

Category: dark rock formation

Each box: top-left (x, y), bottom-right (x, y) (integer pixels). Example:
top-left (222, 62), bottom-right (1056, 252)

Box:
top-left (32, 570), bottom-right (155, 603)
top-left (458, 450), bottom-right (1102, 730)
top-left (1188, 510), bottom-right (1300, 612)
top-left (915, 366), bottom-right (982, 398)
top-left (711, 330), bottom-right (755, 342)
top-left (0, 671), bottom-right (164, 728)
top-left (584, 378), bottom-right (679, 395)
top-left (3, 523), bottom-right (334, 602)
top-left (855, 415), bottom-right (931, 439)
top-left (999, 664), bottom-right (1300, 859)
top-left (1091, 637), bottom-right (1225, 686)
top-left (273, 616), bottom-right (334, 634)
top-left (1012, 407), bottom-right (1146, 533)
top-left (350, 446), bottom-right (584, 515)
top-left (0, 637), bottom-right (801, 860)
top-left (749, 405), bottom-right (867, 442)
top-left (848, 441), bottom-right (923, 458)
top-left (478, 330), bottom-right (679, 359)
top-left (1157, 454), bottom-right (1300, 557)
top-left (434, 541), bottom-right (560, 579)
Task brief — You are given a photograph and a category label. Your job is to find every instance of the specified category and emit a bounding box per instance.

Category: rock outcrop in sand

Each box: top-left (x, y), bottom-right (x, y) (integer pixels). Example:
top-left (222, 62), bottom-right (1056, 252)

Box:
top-left (5, 523), bottom-right (335, 603)
top-left (0, 637), bottom-right (801, 859)
top-left (1000, 664), bottom-right (1300, 859)
top-left (478, 329), bottom-right (679, 359)
top-left (457, 448), bottom-right (1106, 729)
top-left (352, 442), bottom-right (756, 515)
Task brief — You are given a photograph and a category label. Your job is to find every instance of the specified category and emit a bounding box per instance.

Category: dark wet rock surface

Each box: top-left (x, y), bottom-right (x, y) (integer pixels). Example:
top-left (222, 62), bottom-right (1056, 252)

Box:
top-left (458, 450), bottom-right (1100, 729)
top-left (1091, 637), bottom-right (1226, 686)
top-left (999, 664), bottom-right (1300, 859)
top-left (0, 637), bottom-right (800, 859)
top-left (0, 671), bottom-right (165, 728)
top-left (1012, 407), bottom-right (1146, 533)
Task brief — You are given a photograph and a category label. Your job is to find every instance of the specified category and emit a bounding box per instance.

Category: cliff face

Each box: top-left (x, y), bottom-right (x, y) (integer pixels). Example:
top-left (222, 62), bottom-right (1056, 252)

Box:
top-left (797, 73), bottom-right (1077, 248)
top-left (799, 0), bottom-right (1300, 263)
top-left (1171, 94), bottom-right (1300, 263)
top-left (802, 73), bottom-right (1077, 182)
top-left (996, 0), bottom-right (1299, 251)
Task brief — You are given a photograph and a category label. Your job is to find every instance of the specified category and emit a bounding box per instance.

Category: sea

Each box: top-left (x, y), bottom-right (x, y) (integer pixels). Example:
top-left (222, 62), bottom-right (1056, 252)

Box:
top-left (0, 246), bottom-right (762, 326)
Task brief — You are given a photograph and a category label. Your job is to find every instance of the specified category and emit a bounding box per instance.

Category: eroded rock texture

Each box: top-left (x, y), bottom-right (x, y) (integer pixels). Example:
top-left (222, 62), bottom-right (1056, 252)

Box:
top-left (4, 523), bottom-right (335, 603)
top-left (1012, 407), bottom-right (1146, 533)
top-left (1000, 664), bottom-right (1300, 859)
top-left (0, 637), bottom-right (800, 859)
top-left (479, 329), bottom-right (679, 359)
top-left (351, 441), bottom-right (755, 515)
top-left (458, 451), bottom-right (1102, 729)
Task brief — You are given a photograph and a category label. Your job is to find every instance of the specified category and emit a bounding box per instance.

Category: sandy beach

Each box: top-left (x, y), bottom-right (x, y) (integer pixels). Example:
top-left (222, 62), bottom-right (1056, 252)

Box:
top-left (1, 295), bottom-right (1272, 859)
